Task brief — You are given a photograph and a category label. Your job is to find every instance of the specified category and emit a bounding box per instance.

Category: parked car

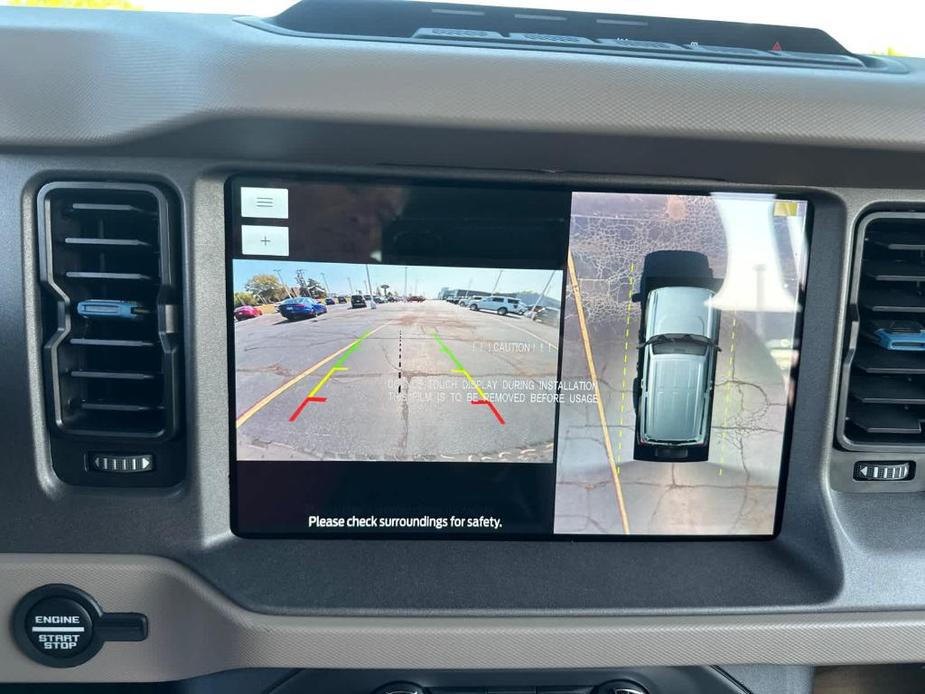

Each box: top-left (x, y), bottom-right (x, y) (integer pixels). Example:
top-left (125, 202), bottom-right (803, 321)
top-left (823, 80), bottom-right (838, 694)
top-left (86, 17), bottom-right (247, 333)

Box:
top-left (458, 295), bottom-right (481, 308)
top-left (337, 296), bottom-right (348, 304)
top-left (528, 306), bottom-right (560, 326)
top-left (325, 297), bottom-right (336, 305)
top-left (233, 304), bottom-right (261, 321)
top-left (469, 296), bottom-right (521, 316)
top-left (351, 294), bottom-right (367, 309)
top-left (635, 286), bottom-right (720, 462)
top-left (278, 297), bottom-right (321, 320)
top-left (408, 295), bottom-right (425, 302)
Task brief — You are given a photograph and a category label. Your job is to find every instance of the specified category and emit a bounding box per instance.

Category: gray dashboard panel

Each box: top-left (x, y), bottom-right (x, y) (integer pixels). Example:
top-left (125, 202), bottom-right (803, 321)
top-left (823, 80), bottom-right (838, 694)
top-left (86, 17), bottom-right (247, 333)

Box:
top-left (2, 7), bottom-right (925, 189)
top-left (0, 7), bottom-right (920, 149)
top-left (3, 553), bottom-right (925, 683)
top-left (3, 155), bottom-right (847, 616)
top-left (2, 4), bottom-right (925, 683)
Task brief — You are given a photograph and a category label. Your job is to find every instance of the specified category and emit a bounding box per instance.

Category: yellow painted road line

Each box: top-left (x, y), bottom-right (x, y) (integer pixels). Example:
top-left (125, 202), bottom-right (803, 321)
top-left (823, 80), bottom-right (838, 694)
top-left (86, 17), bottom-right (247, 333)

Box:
top-left (567, 251), bottom-right (631, 535)
top-left (235, 323), bottom-right (389, 428)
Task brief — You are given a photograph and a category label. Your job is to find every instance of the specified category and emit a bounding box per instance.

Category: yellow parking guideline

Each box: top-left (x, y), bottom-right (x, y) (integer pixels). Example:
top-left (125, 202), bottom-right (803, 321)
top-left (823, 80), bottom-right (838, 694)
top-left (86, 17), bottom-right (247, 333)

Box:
top-left (718, 311), bottom-right (738, 475)
top-left (235, 323), bottom-right (388, 428)
top-left (617, 267), bottom-right (636, 464)
top-left (451, 367), bottom-right (488, 400)
top-left (308, 366), bottom-right (348, 399)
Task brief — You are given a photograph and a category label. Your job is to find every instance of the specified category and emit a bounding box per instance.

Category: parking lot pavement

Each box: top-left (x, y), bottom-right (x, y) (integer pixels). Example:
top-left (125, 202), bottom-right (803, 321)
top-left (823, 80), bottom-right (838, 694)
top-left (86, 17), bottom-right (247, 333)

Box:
top-left (234, 301), bottom-right (560, 462)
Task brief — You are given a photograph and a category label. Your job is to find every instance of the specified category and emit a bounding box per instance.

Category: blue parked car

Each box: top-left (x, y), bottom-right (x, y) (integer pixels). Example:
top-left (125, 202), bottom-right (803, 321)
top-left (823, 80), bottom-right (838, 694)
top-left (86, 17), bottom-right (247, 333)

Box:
top-left (278, 297), bottom-right (325, 321)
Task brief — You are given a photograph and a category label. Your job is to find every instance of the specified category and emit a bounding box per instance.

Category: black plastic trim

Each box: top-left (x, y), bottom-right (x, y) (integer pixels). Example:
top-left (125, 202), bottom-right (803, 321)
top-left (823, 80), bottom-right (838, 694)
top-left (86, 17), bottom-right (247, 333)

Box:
top-left (837, 210), bottom-right (925, 452)
top-left (35, 181), bottom-right (186, 487)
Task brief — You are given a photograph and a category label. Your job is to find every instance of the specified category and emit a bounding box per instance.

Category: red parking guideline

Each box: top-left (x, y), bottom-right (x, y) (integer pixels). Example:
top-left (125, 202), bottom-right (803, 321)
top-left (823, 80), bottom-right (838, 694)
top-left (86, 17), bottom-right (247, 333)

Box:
top-left (288, 396), bottom-right (327, 422)
top-left (472, 399), bottom-right (505, 425)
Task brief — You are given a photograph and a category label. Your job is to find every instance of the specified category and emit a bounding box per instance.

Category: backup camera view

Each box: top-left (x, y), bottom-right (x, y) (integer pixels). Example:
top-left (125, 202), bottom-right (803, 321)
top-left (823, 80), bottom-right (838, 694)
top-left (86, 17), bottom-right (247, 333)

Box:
top-left (234, 260), bottom-right (563, 462)
top-left (230, 180), bottom-right (807, 537)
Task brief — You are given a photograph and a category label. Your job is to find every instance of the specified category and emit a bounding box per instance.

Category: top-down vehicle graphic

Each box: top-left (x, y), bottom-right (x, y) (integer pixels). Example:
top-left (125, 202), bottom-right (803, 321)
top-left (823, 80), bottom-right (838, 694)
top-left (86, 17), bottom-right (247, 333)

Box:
top-left (633, 251), bottom-right (721, 462)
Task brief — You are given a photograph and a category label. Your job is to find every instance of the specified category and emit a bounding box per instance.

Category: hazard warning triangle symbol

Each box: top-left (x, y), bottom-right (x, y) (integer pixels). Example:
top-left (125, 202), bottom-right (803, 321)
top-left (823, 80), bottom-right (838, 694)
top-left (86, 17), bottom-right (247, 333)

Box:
top-left (771, 41), bottom-right (782, 51)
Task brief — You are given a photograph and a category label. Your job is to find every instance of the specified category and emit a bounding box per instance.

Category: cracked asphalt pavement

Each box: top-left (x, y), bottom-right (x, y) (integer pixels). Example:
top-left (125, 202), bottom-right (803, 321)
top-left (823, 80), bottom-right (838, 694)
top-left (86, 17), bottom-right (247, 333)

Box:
top-left (234, 301), bottom-right (560, 462)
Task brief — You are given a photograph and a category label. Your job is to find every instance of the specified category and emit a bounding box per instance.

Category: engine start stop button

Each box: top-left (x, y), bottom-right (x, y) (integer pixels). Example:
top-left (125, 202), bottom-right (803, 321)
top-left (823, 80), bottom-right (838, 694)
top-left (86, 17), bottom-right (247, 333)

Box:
top-left (25, 597), bottom-right (93, 658)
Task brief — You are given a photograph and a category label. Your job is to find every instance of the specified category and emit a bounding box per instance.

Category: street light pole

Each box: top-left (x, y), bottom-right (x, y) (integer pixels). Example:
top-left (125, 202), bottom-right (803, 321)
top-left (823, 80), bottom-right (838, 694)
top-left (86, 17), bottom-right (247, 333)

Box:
top-left (532, 270), bottom-right (557, 313)
top-left (321, 272), bottom-right (331, 296)
top-left (274, 269), bottom-right (294, 299)
top-left (365, 264), bottom-right (374, 297)
top-left (491, 269), bottom-right (504, 294)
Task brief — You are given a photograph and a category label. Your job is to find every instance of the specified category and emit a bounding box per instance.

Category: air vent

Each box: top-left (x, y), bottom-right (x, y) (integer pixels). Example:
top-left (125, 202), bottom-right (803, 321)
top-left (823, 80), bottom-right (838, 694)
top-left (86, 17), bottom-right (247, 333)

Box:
top-left (839, 211), bottom-right (925, 449)
top-left (37, 183), bottom-right (184, 486)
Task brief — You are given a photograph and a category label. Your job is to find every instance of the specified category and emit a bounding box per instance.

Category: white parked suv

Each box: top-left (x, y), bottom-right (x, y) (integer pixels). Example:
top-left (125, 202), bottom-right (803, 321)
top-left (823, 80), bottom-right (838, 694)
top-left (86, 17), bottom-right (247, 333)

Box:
top-left (458, 295), bottom-right (482, 308)
top-left (469, 296), bottom-right (521, 316)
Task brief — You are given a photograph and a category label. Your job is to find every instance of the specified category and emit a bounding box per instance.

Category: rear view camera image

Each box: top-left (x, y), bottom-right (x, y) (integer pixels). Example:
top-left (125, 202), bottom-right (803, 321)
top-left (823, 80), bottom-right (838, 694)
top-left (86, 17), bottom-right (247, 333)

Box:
top-left (555, 193), bottom-right (808, 536)
top-left (228, 177), bottom-right (808, 538)
top-left (233, 260), bottom-right (563, 462)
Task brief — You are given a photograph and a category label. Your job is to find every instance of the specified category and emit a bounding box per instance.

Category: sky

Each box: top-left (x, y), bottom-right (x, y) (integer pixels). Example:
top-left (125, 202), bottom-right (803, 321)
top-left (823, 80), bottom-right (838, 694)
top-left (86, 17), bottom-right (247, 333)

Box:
top-left (233, 258), bottom-right (563, 299)
top-left (4, 0), bottom-right (925, 56)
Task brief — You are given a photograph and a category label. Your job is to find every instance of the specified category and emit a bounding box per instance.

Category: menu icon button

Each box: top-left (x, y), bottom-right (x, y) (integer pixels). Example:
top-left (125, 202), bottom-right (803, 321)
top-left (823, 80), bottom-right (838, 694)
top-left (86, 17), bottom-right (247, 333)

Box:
top-left (241, 186), bottom-right (289, 219)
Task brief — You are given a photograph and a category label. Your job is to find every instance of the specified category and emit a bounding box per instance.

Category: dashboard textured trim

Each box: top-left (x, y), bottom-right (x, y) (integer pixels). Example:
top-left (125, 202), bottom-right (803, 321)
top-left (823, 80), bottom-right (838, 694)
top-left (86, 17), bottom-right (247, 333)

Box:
top-left (0, 8), bottom-right (922, 154)
top-left (2, 553), bottom-right (925, 682)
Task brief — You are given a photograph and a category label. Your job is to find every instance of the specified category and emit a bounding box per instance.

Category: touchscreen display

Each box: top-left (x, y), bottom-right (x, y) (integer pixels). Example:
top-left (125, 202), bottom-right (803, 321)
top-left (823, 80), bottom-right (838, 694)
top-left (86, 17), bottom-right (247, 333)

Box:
top-left (228, 177), bottom-right (809, 538)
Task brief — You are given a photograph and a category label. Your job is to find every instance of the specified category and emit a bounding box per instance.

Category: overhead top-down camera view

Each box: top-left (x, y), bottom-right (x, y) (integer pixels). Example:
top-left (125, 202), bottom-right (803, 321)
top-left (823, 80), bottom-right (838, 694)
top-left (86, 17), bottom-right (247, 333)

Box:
top-left (5, 0), bottom-right (925, 693)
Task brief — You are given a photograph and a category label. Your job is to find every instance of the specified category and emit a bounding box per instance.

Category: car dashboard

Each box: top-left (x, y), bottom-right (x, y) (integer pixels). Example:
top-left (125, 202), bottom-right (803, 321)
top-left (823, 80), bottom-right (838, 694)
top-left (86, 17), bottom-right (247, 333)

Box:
top-left (3, 2), bottom-right (925, 693)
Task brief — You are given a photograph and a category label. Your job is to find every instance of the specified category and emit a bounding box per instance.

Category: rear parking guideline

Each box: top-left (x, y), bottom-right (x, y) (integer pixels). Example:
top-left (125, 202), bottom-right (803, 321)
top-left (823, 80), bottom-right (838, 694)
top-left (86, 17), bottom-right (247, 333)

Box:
top-left (717, 309), bottom-right (738, 476)
top-left (288, 329), bottom-right (376, 422)
top-left (235, 323), bottom-right (390, 429)
top-left (617, 264), bottom-right (636, 464)
top-left (433, 332), bottom-right (505, 425)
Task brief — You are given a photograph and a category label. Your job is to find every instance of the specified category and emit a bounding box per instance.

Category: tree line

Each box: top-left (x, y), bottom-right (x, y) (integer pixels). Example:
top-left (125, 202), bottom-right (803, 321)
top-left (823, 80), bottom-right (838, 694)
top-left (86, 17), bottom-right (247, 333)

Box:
top-left (234, 273), bottom-right (325, 307)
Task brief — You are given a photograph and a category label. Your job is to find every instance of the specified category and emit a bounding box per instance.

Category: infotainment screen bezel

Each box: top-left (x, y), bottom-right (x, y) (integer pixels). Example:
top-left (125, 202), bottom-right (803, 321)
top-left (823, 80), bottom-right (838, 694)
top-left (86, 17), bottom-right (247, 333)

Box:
top-left (226, 173), bottom-right (812, 542)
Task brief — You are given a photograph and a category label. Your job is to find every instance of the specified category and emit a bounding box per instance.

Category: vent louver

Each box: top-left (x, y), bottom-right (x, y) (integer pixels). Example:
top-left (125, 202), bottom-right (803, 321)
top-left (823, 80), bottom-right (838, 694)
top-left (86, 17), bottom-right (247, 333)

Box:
top-left (840, 211), bottom-right (925, 449)
top-left (37, 183), bottom-right (182, 441)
